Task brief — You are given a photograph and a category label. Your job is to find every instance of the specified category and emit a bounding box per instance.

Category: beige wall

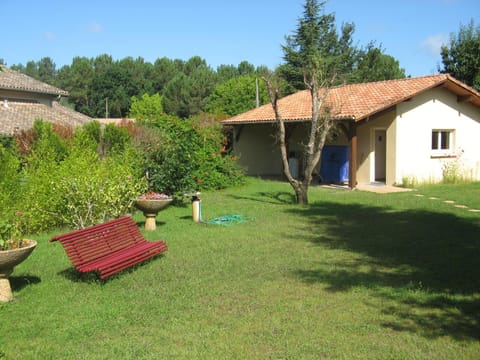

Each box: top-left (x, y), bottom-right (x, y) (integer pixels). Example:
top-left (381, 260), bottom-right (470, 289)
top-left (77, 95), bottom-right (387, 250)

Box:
top-left (233, 122), bottom-right (350, 177)
top-left (232, 89), bottom-right (480, 184)
top-left (232, 123), bottom-right (283, 176)
top-left (356, 109), bottom-right (396, 184)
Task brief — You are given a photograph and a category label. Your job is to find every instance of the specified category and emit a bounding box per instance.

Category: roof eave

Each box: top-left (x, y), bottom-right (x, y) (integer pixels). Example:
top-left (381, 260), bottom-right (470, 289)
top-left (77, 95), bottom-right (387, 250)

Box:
top-left (222, 116), bottom-right (356, 125)
top-left (0, 85), bottom-right (69, 97)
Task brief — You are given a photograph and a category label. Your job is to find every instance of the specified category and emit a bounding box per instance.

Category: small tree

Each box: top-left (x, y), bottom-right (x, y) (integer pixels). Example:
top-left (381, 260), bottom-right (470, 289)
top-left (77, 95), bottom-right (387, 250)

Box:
top-left (129, 93), bottom-right (164, 122)
top-left (264, 0), bottom-right (345, 205)
top-left (206, 75), bottom-right (269, 117)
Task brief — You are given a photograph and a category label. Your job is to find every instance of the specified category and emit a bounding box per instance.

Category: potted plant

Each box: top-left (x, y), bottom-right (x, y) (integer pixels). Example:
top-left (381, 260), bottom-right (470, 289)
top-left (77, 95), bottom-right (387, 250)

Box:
top-left (133, 191), bottom-right (173, 231)
top-left (0, 212), bottom-right (37, 302)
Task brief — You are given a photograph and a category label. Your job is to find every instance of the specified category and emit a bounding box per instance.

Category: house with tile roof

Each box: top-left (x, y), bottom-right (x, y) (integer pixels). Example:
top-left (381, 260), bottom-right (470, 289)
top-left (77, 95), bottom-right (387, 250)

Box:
top-left (222, 74), bottom-right (480, 187)
top-left (0, 65), bottom-right (92, 135)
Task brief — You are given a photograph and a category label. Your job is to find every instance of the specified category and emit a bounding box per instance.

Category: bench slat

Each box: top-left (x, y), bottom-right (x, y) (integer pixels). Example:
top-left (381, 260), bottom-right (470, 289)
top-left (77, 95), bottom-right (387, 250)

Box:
top-left (83, 242), bottom-right (168, 279)
top-left (79, 241), bottom-right (166, 271)
top-left (50, 216), bottom-right (168, 278)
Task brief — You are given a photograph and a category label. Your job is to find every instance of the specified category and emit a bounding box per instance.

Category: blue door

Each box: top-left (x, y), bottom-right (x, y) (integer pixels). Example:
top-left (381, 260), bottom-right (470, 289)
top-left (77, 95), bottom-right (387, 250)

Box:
top-left (320, 145), bottom-right (349, 183)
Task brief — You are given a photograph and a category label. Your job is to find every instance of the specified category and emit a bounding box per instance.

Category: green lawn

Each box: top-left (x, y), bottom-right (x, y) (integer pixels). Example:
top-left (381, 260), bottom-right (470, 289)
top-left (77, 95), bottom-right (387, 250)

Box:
top-left (1, 178), bottom-right (479, 359)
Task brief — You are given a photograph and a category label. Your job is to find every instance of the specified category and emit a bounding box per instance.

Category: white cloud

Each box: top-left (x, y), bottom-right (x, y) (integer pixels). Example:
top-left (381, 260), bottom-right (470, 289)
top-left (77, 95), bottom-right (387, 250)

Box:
top-left (89, 21), bottom-right (103, 33)
top-left (421, 34), bottom-right (449, 56)
top-left (43, 31), bottom-right (56, 41)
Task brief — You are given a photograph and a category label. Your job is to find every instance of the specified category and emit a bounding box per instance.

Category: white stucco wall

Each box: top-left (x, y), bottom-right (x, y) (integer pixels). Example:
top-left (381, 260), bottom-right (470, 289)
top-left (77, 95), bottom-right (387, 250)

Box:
top-left (395, 87), bottom-right (480, 184)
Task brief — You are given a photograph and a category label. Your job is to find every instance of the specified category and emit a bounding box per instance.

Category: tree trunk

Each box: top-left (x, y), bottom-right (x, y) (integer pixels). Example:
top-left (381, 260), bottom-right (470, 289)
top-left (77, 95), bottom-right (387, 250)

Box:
top-left (294, 181), bottom-right (309, 205)
top-left (264, 74), bottom-right (333, 206)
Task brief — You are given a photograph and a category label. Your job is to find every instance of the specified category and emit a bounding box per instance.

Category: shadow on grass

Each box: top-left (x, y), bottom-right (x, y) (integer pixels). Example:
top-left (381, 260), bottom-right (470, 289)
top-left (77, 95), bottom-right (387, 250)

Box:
top-left (134, 220), bottom-right (167, 228)
top-left (288, 201), bottom-right (480, 340)
top-left (229, 191), bottom-right (297, 205)
top-left (59, 268), bottom-right (104, 283)
top-left (57, 255), bottom-right (165, 284)
top-left (10, 275), bottom-right (41, 292)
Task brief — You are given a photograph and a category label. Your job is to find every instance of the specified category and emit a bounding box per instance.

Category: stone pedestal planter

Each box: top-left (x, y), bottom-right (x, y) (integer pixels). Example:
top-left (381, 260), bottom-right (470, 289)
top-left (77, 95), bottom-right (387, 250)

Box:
top-left (0, 240), bottom-right (37, 302)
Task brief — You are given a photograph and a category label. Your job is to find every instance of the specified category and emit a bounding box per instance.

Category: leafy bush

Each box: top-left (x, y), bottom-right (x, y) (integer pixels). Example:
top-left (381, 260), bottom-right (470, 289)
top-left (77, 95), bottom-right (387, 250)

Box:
top-left (129, 93), bottom-right (164, 122)
top-left (11, 121), bottom-right (147, 232)
top-left (0, 134), bottom-right (15, 150)
top-left (1, 114), bottom-right (242, 234)
top-left (441, 149), bottom-right (472, 184)
top-left (51, 147), bottom-right (147, 229)
top-left (133, 114), bottom-right (244, 195)
top-left (0, 145), bottom-right (22, 222)
top-left (189, 115), bottom-right (244, 190)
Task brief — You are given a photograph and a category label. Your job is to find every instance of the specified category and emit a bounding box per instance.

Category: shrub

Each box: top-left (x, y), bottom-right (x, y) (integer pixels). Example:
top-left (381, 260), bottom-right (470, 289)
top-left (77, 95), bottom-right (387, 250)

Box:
top-left (15, 122), bottom-right (147, 232)
top-left (441, 149), bottom-right (472, 184)
top-left (129, 94), bottom-right (244, 194)
top-left (401, 175), bottom-right (418, 188)
top-left (133, 114), bottom-right (244, 195)
top-left (129, 93), bottom-right (164, 122)
top-left (51, 147), bottom-right (147, 229)
top-left (0, 134), bottom-right (15, 151)
top-left (0, 145), bottom-right (22, 222)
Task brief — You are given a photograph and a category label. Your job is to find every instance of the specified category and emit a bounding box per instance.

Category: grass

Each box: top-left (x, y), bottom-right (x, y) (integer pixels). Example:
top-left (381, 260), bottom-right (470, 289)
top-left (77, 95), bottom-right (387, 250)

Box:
top-left (1, 178), bottom-right (479, 359)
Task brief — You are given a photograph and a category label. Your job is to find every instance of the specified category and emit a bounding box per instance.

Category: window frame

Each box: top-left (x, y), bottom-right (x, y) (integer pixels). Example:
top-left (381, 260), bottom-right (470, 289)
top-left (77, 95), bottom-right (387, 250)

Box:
top-left (431, 129), bottom-right (455, 157)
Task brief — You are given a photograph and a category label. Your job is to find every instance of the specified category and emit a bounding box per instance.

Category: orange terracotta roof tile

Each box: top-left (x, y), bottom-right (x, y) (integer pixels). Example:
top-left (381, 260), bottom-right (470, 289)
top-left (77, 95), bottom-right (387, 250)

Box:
top-left (222, 74), bottom-right (480, 124)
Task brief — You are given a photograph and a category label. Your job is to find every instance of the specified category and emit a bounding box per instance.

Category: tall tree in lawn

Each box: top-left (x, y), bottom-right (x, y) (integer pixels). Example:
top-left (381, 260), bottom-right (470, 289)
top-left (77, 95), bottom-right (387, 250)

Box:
top-left (265, 0), bottom-right (349, 205)
top-left (278, 0), bottom-right (356, 94)
top-left (439, 19), bottom-right (480, 92)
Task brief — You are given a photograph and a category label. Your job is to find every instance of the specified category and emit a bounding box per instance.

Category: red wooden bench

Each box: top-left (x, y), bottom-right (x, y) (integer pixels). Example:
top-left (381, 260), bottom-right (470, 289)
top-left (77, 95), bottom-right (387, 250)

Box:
top-left (50, 216), bottom-right (168, 279)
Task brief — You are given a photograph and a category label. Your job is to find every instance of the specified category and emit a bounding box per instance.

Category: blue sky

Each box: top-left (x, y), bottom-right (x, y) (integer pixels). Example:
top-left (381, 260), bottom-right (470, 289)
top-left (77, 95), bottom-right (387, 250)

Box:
top-left (2, 0), bottom-right (478, 77)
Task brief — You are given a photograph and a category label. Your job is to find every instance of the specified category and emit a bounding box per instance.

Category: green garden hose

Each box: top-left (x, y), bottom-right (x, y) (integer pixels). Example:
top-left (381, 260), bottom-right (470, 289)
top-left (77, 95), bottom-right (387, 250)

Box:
top-left (198, 201), bottom-right (253, 226)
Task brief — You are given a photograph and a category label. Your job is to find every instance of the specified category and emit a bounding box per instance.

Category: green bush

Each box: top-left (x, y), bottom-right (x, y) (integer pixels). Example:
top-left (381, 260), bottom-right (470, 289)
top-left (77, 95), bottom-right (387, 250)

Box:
top-left (17, 124), bottom-right (67, 232)
top-left (2, 114), bottom-right (243, 233)
top-left (15, 121), bottom-right (147, 232)
top-left (0, 144), bottom-right (22, 222)
top-left (51, 147), bottom-right (147, 229)
top-left (134, 114), bottom-right (244, 195)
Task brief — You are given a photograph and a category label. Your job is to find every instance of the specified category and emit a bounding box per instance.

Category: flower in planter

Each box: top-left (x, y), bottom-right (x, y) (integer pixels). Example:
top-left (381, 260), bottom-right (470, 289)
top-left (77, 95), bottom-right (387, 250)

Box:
top-left (0, 211), bottom-right (27, 251)
top-left (138, 190), bottom-right (172, 200)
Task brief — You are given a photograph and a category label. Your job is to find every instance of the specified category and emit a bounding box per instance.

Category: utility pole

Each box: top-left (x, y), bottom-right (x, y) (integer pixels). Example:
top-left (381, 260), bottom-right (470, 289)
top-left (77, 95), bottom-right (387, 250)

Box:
top-left (255, 78), bottom-right (260, 108)
top-left (105, 98), bottom-right (109, 119)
